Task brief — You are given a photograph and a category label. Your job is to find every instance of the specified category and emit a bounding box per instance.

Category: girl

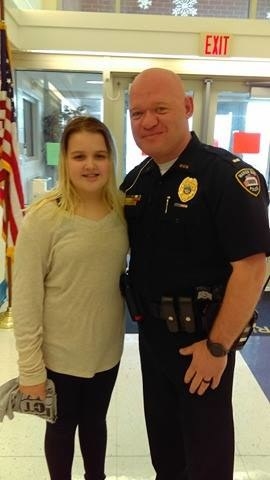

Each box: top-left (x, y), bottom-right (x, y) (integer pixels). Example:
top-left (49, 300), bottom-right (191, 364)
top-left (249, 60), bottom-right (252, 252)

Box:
top-left (12, 116), bottom-right (129, 480)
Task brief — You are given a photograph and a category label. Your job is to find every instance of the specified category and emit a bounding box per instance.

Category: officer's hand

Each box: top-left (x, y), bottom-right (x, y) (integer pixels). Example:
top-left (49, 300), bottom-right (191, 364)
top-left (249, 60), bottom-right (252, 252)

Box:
top-left (19, 382), bottom-right (46, 400)
top-left (179, 340), bottom-right (227, 395)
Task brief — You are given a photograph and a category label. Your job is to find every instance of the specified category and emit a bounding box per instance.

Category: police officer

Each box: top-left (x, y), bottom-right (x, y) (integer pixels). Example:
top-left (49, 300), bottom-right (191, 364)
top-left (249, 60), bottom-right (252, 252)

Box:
top-left (120, 68), bottom-right (270, 480)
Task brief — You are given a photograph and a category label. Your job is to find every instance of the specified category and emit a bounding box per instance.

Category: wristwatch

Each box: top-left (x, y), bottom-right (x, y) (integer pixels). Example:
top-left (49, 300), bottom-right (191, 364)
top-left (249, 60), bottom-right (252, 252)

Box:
top-left (206, 338), bottom-right (229, 357)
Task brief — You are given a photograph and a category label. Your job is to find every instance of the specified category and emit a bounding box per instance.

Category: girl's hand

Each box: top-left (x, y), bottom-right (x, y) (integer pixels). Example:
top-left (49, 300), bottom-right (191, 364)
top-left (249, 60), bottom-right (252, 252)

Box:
top-left (19, 382), bottom-right (46, 400)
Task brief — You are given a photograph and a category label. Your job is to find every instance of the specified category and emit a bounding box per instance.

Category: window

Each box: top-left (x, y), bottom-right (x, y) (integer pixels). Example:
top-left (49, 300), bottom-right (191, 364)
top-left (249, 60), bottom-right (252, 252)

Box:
top-left (15, 70), bottom-right (103, 202)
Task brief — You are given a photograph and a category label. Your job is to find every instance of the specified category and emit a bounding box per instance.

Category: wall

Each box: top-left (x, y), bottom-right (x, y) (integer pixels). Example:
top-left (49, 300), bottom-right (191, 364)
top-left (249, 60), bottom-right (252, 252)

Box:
top-left (4, 7), bottom-right (270, 62)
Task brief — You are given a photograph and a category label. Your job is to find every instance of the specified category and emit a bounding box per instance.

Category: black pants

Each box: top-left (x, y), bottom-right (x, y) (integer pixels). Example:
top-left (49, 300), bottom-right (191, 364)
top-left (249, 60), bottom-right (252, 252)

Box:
top-left (45, 363), bottom-right (119, 480)
top-left (139, 317), bottom-right (235, 480)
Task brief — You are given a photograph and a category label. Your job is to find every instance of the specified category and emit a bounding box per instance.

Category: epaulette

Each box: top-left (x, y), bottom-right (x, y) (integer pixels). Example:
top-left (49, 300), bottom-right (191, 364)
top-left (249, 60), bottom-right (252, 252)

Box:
top-left (202, 143), bottom-right (243, 169)
top-left (201, 143), bottom-right (263, 197)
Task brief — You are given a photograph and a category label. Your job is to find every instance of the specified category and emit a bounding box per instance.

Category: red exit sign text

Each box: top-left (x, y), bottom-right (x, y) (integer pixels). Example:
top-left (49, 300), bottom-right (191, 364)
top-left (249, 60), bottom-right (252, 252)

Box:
top-left (202, 33), bottom-right (232, 56)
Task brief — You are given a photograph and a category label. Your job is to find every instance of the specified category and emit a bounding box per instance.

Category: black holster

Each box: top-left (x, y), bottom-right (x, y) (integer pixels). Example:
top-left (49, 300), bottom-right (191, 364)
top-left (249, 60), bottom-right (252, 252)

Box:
top-left (120, 272), bottom-right (143, 322)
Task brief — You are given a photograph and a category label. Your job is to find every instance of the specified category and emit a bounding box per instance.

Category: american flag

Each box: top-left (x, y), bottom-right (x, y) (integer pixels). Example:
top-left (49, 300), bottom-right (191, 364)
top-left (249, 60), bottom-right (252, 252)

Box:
top-left (0, 20), bottom-right (24, 259)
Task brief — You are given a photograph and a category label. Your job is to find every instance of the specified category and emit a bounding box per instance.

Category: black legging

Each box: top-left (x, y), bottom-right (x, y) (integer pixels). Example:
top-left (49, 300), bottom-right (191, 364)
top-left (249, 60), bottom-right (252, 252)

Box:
top-left (45, 363), bottom-right (119, 480)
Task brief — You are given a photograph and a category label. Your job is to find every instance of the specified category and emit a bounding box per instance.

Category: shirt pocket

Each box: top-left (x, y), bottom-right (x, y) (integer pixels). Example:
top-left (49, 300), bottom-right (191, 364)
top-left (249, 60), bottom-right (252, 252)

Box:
top-left (158, 197), bottom-right (204, 252)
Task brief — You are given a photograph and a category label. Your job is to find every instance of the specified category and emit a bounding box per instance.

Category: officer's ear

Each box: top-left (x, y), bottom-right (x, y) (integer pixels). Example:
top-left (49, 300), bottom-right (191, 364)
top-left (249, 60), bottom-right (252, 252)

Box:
top-left (184, 95), bottom-right (194, 119)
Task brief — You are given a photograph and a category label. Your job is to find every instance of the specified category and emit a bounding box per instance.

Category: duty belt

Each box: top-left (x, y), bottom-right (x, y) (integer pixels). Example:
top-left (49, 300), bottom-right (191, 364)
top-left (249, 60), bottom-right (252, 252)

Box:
top-left (144, 285), bottom-right (225, 334)
top-left (144, 287), bottom-right (257, 351)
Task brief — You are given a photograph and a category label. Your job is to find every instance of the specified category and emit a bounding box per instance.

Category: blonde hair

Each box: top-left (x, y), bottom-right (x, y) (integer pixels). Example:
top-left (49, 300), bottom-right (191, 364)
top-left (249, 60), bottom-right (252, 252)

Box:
top-left (27, 116), bottom-right (125, 222)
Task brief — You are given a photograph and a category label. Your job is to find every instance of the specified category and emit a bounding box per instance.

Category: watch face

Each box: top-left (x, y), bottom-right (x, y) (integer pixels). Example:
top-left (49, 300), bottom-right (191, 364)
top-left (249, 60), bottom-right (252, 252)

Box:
top-left (207, 340), bottom-right (228, 357)
top-left (212, 343), bottom-right (226, 356)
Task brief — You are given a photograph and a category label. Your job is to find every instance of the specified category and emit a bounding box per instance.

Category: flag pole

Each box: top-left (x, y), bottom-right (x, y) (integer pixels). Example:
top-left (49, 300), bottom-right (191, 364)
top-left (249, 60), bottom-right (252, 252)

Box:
top-left (0, 1), bottom-right (4, 23)
top-left (0, 258), bottom-right (14, 328)
top-left (0, 0), bottom-right (21, 329)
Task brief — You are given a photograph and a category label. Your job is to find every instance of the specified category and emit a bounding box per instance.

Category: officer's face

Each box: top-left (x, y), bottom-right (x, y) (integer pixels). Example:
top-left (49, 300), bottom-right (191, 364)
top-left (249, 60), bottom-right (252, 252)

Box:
top-left (129, 70), bottom-right (193, 164)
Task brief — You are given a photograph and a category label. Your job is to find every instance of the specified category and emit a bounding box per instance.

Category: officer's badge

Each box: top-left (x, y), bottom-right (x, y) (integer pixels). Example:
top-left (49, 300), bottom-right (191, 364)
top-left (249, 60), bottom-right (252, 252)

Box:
top-left (178, 177), bottom-right (198, 203)
top-left (125, 194), bottom-right (141, 206)
top-left (235, 168), bottom-right (261, 197)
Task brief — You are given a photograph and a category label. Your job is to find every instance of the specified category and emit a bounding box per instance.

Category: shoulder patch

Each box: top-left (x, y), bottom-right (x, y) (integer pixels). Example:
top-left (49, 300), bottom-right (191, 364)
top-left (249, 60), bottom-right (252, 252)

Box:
top-left (235, 168), bottom-right (261, 197)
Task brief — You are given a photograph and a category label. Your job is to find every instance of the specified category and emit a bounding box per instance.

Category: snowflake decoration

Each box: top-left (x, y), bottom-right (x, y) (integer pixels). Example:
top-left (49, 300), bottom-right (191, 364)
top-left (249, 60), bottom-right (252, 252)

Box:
top-left (172, 0), bottom-right (198, 16)
top-left (137, 0), bottom-right (152, 9)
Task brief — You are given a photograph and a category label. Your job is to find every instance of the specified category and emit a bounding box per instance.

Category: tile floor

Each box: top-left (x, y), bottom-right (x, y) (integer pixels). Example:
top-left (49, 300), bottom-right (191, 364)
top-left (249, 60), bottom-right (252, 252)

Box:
top-left (0, 329), bottom-right (270, 480)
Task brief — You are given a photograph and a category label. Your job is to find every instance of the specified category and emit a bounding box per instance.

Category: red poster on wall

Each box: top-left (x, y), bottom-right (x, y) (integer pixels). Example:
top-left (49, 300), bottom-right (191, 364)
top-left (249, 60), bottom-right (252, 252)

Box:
top-left (232, 132), bottom-right (261, 154)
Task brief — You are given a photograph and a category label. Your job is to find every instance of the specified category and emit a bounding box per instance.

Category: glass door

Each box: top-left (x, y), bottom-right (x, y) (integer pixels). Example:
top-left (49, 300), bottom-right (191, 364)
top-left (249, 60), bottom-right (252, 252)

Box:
top-left (212, 81), bottom-right (270, 184)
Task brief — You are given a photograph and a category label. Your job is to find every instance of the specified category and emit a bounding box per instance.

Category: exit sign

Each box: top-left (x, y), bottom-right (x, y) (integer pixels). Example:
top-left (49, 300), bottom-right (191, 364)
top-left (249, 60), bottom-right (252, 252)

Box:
top-left (201, 33), bottom-right (232, 56)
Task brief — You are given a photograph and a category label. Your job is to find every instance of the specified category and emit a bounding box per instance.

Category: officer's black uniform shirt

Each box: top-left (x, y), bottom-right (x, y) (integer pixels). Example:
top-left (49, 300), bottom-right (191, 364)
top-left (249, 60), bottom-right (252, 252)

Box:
top-left (120, 132), bottom-right (270, 301)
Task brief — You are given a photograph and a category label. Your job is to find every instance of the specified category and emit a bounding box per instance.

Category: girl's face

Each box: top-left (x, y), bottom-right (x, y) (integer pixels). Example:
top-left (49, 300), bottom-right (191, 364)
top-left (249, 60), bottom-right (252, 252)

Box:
top-left (67, 130), bottom-right (111, 199)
